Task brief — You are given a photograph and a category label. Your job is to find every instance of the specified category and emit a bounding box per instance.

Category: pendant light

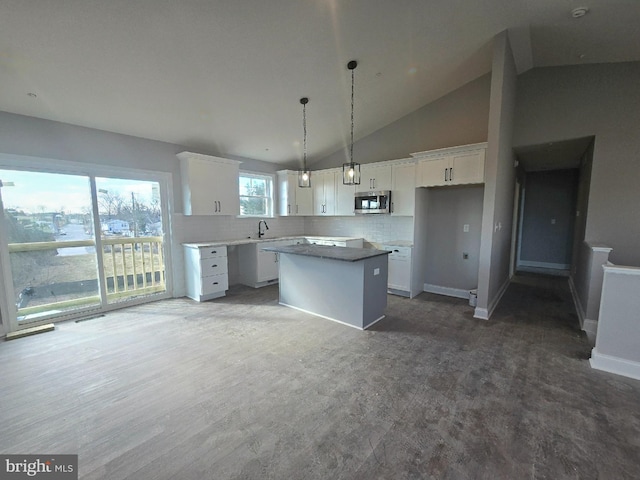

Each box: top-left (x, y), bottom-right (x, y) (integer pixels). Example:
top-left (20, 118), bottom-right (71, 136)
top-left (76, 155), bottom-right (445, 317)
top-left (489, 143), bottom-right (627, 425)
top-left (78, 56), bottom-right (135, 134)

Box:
top-left (343, 60), bottom-right (361, 186)
top-left (298, 97), bottom-right (312, 188)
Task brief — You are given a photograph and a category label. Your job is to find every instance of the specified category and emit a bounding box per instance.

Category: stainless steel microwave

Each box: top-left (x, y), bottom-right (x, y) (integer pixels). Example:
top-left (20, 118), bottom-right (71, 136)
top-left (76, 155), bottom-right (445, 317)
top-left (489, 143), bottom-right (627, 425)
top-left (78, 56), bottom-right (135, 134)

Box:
top-left (354, 190), bottom-right (391, 214)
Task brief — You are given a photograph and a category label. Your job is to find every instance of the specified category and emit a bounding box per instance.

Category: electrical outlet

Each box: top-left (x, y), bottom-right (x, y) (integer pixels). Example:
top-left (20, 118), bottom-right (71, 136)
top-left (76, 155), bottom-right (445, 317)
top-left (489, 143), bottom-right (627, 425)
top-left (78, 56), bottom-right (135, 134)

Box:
top-left (463, 224), bottom-right (469, 232)
top-left (373, 268), bottom-right (380, 276)
top-left (463, 252), bottom-right (469, 260)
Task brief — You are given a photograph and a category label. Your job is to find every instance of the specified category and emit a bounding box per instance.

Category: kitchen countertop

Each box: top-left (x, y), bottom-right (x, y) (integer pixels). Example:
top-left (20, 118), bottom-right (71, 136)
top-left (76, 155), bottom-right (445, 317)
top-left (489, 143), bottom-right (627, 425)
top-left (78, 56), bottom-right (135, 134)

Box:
top-left (262, 244), bottom-right (391, 262)
top-left (183, 236), bottom-right (362, 248)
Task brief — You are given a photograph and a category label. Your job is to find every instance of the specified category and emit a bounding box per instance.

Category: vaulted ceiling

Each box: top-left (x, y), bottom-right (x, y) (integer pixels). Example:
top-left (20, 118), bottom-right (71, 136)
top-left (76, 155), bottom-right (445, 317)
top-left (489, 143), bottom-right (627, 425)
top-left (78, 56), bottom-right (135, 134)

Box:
top-left (1, 1), bottom-right (638, 167)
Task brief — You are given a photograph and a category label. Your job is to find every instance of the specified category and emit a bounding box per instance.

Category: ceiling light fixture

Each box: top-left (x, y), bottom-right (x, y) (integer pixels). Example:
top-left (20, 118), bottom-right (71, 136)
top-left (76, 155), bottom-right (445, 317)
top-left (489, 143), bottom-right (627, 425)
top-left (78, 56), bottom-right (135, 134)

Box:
top-left (343, 60), bottom-right (361, 186)
top-left (571, 6), bottom-right (589, 18)
top-left (298, 97), bottom-right (311, 188)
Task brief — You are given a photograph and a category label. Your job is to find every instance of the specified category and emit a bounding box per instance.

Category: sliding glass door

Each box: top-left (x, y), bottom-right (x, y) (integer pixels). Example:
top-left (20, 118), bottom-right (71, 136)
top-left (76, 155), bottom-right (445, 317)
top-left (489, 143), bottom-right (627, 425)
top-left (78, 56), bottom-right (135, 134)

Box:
top-left (0, 167), bottom-right (169, 328)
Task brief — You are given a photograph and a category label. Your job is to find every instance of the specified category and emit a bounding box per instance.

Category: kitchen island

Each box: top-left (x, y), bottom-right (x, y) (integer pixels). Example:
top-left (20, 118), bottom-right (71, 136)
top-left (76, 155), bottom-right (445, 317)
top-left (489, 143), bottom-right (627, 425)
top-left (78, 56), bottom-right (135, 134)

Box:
top-left (262, 244), bottom-right (391, 330)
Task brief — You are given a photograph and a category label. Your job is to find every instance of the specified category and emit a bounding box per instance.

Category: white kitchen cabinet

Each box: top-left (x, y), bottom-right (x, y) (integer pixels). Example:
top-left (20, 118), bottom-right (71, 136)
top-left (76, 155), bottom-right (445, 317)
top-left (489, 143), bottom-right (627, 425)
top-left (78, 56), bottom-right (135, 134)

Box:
top-left (238, 239), bottom-right (295, 287)
top-left (184, 245), bottom-right (229, 301)
top-left (391, 161), bottom-right (415, 216)
top-left (414, 143), bottom-right (486, 188)
top-left (178, 152), bottom-right (241, 216)
top-left (360, 163), bottom-right (392, 191)
top-left (335, 179), bottom-right (356, 216)
top-left (276, 170), bottom-right (313, 216)
top-left (313, 170), bottom-right (336, 215)
top-left (381, 245), bottom-right (412, 296)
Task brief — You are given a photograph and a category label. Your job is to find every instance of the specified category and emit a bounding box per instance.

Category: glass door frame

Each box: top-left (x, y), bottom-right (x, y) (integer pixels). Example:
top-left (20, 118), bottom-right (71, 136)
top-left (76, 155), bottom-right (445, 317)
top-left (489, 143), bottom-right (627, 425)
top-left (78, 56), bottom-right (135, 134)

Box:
top-left (0, 153), bottom-right (174, 334)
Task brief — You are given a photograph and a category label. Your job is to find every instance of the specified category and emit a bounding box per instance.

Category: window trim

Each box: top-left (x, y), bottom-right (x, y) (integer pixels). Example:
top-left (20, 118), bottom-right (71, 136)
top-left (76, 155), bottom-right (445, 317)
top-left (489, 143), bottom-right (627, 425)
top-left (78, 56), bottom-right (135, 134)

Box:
top-left (238, 171), bottom-right (275, 218)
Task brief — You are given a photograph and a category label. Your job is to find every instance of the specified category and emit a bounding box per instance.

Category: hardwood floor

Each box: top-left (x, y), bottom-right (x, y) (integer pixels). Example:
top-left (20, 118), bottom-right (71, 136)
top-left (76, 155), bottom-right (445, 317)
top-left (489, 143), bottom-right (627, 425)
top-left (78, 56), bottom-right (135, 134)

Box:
top-left (1, 279), bottom-right (639, 479)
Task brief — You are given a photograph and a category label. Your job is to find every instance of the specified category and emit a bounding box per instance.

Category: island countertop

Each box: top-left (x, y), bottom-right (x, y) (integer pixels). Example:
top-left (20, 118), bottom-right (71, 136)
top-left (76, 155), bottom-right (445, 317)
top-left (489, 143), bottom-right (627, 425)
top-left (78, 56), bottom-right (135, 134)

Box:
top-left (262, 244), bottom-right (391, 262)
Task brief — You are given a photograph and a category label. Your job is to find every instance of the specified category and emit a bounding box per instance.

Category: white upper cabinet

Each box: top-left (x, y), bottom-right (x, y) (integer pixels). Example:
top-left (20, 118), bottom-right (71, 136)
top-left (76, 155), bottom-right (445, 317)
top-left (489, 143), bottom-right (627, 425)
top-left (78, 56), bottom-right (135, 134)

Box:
top-left (449, 149), bottom-right (486, 185)
top-left (335, 176), bottom-right (356, 216)
top-left (413, 143), bottom-right (487, 188)
top-left (277, 170), bottom-right (313, 216)
top-left (360, 163), bottom-right (392, 191)
top-left (178, 152), bottom-right (241, 216)
top-left (313, 169), bottom-right (336, 215)
top-left (391, 161), bottom-right (415, 216)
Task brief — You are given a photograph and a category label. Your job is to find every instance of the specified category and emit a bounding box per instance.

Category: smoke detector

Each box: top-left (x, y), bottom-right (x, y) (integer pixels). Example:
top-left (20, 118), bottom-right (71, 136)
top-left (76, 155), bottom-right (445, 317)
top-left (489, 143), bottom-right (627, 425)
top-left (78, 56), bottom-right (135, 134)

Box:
top-left (571, 6), bottom-right (589, 18)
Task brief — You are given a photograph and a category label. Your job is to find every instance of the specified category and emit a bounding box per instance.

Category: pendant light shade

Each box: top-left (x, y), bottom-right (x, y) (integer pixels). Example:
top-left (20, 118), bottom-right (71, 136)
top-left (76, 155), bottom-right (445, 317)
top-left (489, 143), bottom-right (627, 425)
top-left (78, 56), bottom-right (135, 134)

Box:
top-left (298, 97), bottom-right (311, 188)
top-left (343, 60), bottom-right (361, 186)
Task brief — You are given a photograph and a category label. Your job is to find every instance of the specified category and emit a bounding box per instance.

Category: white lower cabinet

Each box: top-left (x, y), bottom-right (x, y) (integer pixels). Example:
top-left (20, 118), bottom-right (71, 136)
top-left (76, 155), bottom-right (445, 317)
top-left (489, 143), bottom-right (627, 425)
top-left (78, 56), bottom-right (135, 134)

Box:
top-left (184, 245), bottom-right (229, 301)
top-left (382, 245), bottom-right (412, 296)
top-left (238, 239), bottom-right (295, 288)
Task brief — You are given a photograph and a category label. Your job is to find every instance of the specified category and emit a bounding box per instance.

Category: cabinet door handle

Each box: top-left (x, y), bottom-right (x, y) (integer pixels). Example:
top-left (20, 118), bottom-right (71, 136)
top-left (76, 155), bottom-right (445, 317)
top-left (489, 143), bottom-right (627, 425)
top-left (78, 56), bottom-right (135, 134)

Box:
top-left (391, 202), bottom-right (394, 213)
top-left (212, 264), bottom-right (218, 268)
top-left (212, 281), bottom-right (219, 285)
top-left (288, 204), bottom-right (291, 214)
top-left (444, 169), bottom-right (448, 182)
top-left (211, 250), bottom-right (217, 254)
top-left (296, 204), bottom-right (299, 214)
top-left (394, 249), bottom-right (400, 252)
top-left (449, 168), bottom-right (453, 181)
top-left (218, 200), bottom-right (222, 211)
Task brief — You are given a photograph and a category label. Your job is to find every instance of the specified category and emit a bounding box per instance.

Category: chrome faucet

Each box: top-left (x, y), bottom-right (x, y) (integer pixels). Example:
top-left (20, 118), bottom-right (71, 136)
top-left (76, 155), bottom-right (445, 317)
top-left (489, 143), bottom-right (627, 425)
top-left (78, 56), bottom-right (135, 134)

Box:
top-left (258, 220), bottom-right (269, 238)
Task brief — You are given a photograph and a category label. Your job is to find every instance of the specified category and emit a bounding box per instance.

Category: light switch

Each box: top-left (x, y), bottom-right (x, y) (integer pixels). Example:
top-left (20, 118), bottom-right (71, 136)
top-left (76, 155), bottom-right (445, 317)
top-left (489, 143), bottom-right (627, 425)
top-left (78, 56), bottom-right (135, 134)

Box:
top-left (373, 268), bottom-right (380, 276)
top-left (551, 218), bottom-right (556, 224)
top-left (463, 224), bottom-right (470, 232)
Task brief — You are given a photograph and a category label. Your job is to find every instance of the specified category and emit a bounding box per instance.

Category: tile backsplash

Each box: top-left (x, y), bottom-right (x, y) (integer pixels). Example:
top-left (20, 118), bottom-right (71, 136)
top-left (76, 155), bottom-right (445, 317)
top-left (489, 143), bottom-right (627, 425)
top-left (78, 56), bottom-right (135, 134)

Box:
top-left (304, 215), bottom-right (414, 246)
top-left (173, 214), bottom-right (305, 244)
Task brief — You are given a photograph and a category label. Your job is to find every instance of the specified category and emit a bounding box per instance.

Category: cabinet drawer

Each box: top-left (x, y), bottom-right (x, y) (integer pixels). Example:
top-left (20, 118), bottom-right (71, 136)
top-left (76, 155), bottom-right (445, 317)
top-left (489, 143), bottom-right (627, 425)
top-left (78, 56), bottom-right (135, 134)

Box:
top-left (199, 245), bottom-right (227, 259)
top-left (200, 258), bottom-right (228, 277)
top-left (201, 274), bottom-right (229, 295)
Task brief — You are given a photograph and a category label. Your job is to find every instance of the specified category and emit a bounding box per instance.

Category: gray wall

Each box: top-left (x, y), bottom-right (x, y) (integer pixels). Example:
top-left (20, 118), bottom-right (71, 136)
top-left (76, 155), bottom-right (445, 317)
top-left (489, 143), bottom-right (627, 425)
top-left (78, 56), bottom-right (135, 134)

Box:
top-left (519, 169), bottom-right (578, 267)
top-left (476, 32), bottom-right (518, 317)
top-left (514, 62), bottom-right (640, 266)
top-left (0, 111), bottom-right (279, 214)
top-left (571, 142), bottom-right (594, 276)
top-left (313, 74), bottom-right (491, 169)
top-left (424, 186), bottom-right (484, 290)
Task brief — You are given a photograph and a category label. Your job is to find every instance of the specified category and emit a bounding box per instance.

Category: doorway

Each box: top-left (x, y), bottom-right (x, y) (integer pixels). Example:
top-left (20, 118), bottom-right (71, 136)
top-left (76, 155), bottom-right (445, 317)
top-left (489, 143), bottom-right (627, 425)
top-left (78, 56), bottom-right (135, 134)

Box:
top-left (516, 169), bottom-right (579, 275)
top-left (0, 165), bottom-right (171, 331)
top-left (512, 137), bottom-right (593, 277)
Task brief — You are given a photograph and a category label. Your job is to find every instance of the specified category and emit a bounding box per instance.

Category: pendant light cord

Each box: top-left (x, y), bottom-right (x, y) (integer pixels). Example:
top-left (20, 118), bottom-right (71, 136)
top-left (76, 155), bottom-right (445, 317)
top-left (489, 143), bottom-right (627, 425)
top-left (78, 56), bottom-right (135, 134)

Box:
top-left (350, 66), bottom-right (354, 165)
top-left (303, 101), bottom-right (307, 170)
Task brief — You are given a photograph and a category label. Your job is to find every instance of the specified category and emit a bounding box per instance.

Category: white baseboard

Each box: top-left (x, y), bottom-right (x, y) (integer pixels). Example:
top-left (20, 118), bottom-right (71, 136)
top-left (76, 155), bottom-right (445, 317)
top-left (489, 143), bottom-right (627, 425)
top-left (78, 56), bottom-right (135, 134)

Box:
top-left (568, 276), bottom-right (586, 329)
top-left (518, 260), bottom-right (570, 269)
top-left (583, 319), bottom-right (598, 344)
top-left (590, 348), bottom-right (640, 381)
top-left (568, 276), bottom-right (598, 343)
top-left (473, 307), bottom-right (489, 320)
top-left (423, 283), bottom-right (470, 299)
